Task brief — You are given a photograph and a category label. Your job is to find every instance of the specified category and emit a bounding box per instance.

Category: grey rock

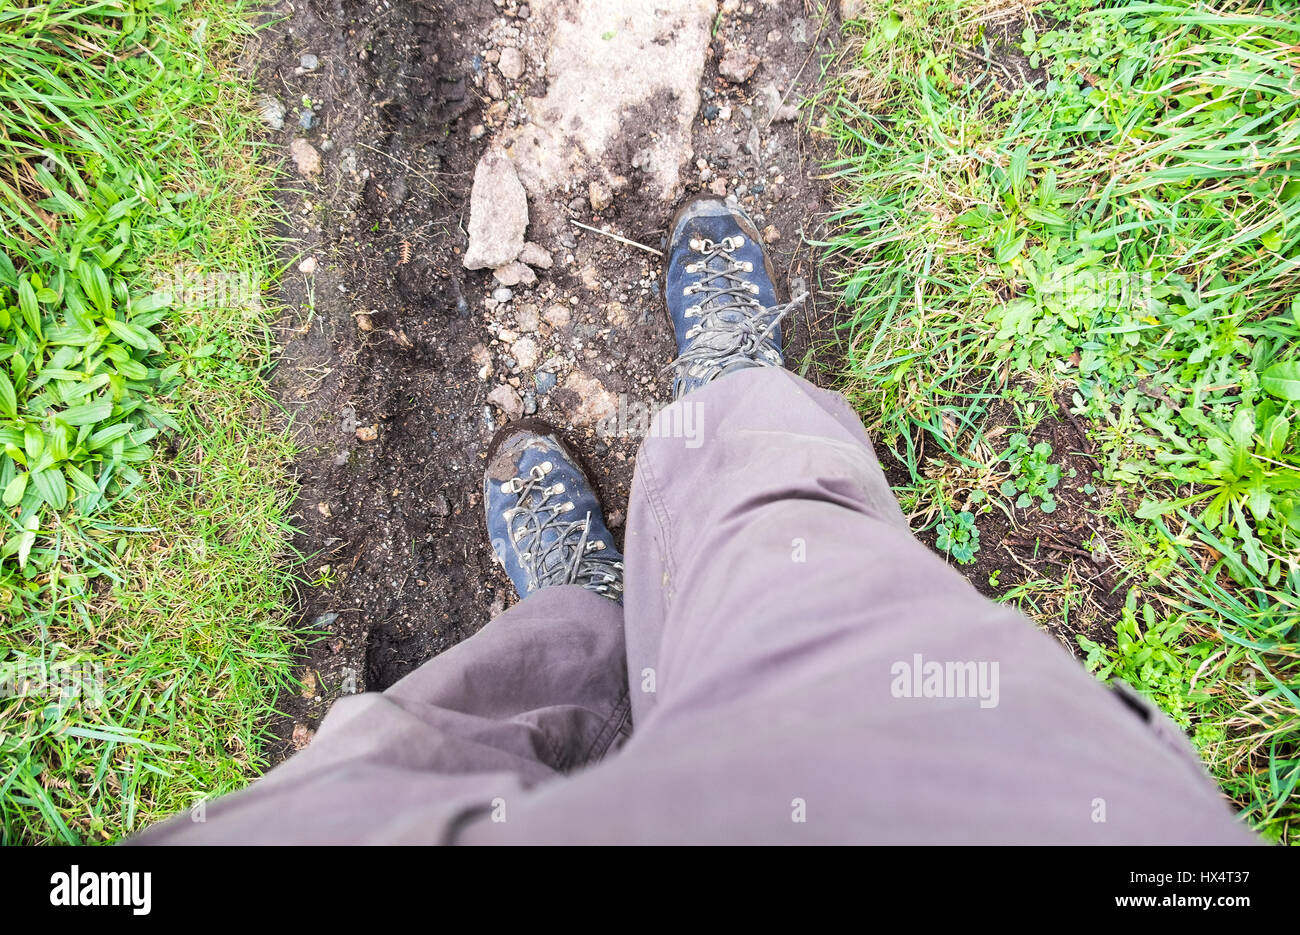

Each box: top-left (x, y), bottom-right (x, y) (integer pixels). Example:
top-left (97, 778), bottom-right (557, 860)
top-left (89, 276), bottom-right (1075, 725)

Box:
top-left (534, 371), bottom-right (557, 395)
top-left (719, 44), bottom-right (760, 84)
top-left (498, 47), bottom-right (525, 80)
top-left (463, 150), bottom-right (529, 270)
top-left (492, 286), bottom-right (514, 303)
top-left (493, 261), bottom-right (537, 287)
top-left (259, 96), bottom-right (286, 130)
top-left (518, 241), bottom-right (553, 269)
top-left (300, 53), bottom-right (320, 71)
top-left (299, 109), bottom-right (316, 130)
top-left (487, 384), bottom-right (524, 420)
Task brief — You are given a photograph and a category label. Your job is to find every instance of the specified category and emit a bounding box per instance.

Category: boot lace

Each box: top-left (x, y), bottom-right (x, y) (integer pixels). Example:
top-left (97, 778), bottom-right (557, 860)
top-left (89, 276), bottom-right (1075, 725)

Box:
top-left (669, 235), bottom-right (807, 398)
top-left (502, 462), bottom-right (623, 600)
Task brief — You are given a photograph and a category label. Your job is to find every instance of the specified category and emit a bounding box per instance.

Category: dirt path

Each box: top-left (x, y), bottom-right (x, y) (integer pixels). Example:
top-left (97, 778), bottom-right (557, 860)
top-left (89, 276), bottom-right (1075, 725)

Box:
top-left (254, 0), bottom-right (841, 760)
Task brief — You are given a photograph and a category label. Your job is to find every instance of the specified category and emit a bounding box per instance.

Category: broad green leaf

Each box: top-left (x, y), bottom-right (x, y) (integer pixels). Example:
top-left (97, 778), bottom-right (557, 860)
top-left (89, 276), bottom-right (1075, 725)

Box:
top-left (32, 467), bottom-right (68, 510)
top-left (78, 260), bottom-right (112, 316)
top-left (58, 399), bottom-right (113, 427)
top-left (1261, 362), bottom-right (1300, 400)
top-left (16, 513), bottom-right (38, 569)
top-left (0, 371), bottom-right (16, 420)
top-left (2, 472), bottom-right (26, 507)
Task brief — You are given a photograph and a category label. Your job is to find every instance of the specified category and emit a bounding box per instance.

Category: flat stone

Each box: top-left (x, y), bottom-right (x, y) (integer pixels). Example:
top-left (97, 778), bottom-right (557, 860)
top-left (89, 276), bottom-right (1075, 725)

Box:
top-left (288, 138), bottom-right (321, 177)
top-left (463, 150), bottom-right (529, 270)
top-left (719, 43), bottom-right (760, 83)
top-left (498, 46), bottom-right (525, 80)
top-left (503, 0), bottom-right (715, 204)
top-left (543, 304), bottom-right (571, 328)
top-left (493, 261), bottom-right (537, 287)
top-left (487, 384), bottom-right (524, 420)
top-left (518, 241), bottom-right (553, 269)
top-left (515, 304), bottom-right (540, 332)
top-left (510, 336), bottom-right (539, 370)
top-left (558, 371), bottom-right (618, 425)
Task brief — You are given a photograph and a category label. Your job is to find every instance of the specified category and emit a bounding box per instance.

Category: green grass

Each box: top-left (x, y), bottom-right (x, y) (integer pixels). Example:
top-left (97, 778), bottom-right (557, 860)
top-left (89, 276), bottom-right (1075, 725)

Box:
top-left (0, 0), bottom-right (298, 843)
top-left (819, 0), bottom-right (1299, 843)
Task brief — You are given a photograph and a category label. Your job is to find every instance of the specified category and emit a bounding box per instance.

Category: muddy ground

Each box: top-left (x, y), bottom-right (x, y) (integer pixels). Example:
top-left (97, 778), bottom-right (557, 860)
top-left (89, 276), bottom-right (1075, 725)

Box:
top-left (253, 0), bottom-right (1121, 762)
top-left (256, 0), bottom-right (846, 759)
top-left (904, 394), bottom-right (1127, 655)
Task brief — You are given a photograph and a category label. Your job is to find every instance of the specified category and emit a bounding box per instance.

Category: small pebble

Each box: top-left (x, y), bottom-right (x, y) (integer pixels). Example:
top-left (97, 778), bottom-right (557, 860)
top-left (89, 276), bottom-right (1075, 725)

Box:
top-left (259, 96), bottom-right (286, 130)
top-left (300, 53), bottom-right (320, 71)
top-left (492, 286), bottom-right (514, 303)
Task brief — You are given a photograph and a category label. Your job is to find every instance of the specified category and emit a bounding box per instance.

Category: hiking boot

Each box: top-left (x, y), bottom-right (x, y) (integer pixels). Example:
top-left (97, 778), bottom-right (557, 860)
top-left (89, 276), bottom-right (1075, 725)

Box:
top-left (663, 194), bottom-right (806, 399)
top-left (483, 419), bottom-right (624, 604)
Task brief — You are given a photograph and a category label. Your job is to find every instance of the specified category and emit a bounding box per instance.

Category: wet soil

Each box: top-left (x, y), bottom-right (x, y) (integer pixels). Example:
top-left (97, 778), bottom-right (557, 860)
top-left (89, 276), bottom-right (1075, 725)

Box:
top-left (895, 389), bottom-right (1128, 656)
top-left (256, 0), bottom-right (843, 760)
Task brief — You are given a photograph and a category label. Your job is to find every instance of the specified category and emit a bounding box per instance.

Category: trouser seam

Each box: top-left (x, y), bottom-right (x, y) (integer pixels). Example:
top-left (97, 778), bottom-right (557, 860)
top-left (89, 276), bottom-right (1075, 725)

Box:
top-left (637, 441), bottom-right (676, 583)
top-left (579, 690), bottom-right (632, 766)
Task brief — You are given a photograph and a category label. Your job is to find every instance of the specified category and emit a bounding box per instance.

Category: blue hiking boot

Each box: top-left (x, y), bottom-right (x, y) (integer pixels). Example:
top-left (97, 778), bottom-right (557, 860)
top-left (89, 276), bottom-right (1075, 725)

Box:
top-left (663, 195), bottom-right (806, 399)
top-left (483, 419), bottom-right (624, 604)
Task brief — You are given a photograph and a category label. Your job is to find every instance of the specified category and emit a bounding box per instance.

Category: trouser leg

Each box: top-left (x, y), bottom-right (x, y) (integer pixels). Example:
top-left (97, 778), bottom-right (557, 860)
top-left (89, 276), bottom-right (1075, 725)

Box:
top-left (459, 368), bottom-right (1252, 844)
top-left (132, 586), bottom-right (627, 844)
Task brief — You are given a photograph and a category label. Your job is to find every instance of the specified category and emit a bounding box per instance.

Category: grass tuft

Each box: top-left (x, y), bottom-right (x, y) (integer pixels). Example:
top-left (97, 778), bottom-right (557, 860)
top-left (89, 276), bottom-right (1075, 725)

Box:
top-left (819, 0), bottom-right (1299, 842)
top-left (0, 0), bottom-right (298, 843)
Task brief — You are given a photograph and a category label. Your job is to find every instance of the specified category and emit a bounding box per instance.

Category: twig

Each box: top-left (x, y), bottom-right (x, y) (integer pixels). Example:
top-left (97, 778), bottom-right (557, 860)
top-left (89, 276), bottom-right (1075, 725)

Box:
top-left (1006, 535), bottom-right (1096, 561)
top-left (569, 219), bottom-right (662, 257)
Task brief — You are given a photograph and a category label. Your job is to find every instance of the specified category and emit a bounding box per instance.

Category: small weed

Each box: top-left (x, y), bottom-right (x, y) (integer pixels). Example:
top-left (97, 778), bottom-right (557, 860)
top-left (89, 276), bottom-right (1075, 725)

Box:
top-left (1000, 434), bottom-right (1060, 513)
top-left (1077, 589), bottom-right (1212, 734)
top-left (936, 508), bottom-right (980, 564)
